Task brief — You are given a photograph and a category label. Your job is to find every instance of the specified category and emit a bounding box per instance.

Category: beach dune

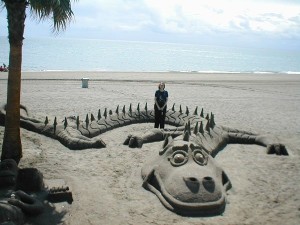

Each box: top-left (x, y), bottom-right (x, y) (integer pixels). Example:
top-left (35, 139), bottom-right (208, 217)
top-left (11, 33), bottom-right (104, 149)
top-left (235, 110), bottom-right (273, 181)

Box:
top-left (0, 71), bottom-right (299, 225)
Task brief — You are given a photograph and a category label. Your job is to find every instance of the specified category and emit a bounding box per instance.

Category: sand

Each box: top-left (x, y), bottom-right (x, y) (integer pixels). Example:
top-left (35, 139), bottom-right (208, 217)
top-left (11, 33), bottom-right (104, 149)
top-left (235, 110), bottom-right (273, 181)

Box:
top-left (0, 71), bottom-right (300, 225)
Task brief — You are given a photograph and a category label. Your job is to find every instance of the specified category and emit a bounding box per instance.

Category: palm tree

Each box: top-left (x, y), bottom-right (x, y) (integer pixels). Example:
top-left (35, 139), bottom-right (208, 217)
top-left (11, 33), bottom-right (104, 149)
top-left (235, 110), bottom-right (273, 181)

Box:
top-left (1, 0), bottom-right (78, 164)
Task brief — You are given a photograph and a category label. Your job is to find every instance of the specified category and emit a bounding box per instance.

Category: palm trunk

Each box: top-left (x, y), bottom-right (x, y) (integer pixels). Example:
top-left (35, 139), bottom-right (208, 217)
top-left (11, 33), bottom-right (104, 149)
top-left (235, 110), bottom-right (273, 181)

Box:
top-left (1, 0), bottom-right (27, 164)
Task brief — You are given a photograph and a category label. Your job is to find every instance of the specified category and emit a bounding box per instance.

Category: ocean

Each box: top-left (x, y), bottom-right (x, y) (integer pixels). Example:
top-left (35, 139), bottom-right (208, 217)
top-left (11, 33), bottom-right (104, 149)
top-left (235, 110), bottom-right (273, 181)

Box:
top-left (0, 36), bottom-right (299, 74)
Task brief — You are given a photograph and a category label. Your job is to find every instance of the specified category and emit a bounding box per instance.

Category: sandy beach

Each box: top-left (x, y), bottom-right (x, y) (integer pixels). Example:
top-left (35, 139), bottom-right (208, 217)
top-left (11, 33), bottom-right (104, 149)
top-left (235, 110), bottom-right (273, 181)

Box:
top-left (0, 71), bottom-right (299, 225)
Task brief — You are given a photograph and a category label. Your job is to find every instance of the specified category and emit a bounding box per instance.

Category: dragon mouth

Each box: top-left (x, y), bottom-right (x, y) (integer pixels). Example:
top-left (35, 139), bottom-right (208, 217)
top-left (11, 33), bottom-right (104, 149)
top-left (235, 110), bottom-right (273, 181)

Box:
top-left (143, 168), bottom-right (226, 216)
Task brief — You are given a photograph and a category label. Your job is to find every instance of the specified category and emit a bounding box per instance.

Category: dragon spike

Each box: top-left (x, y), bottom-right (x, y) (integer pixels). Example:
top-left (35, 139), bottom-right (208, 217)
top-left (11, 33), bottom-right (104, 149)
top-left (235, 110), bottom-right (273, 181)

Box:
top-left (186, 106), bottom-right (189, 115)
top-left (184, 123), bottom-right (188, 133)
top-left (97, 109), bottom-right (101, 120)
top-left (109, 110), bottom-right (113, 115)
top-left (122, 105), bottom-right (126, 114)
top-left (172, 103), bottom-right (175, 111)
top-left (193, 106), bottom-right (198, 115)
top-left (206, 113), bottom-right (209, 120)
top-left (64, 117), bottom-right (68, 129)
top-left (91, 113), bottom-right (95, 122)
top-left (160, 134), bottom-right (173, 155)
top-left (85, 114), bottom-right (89, 128)
top-left (199, 121), bottom-right (204, 134)
top-left (76, 116), bottom-right (80, 130)
top-left (179, 105), bottom-right (182, 113)
top-left (129, 104), bottom-right (132, 114)
top-left (193, 122), bottom-right (199, 134)
top-left (44, 116), bottom-right (49, 126)
top-left (103, 108), bottom-right (107, 119)
top-left (115, 105), bottom-right (119, 114)
top-left (137, 103), bottom-right (140, 112)
top-left (205, 120), bottom-right (210, 133)
top-left (210, 113), bottom-right (215, 128)
top-left (184, 122), bottom-right (191, 135)
top-left (162, 134), bottom-right (170, 149)
top-left (183, 130), bottom-right (190, 142)
top-left (200, 108), bottom-right (204, 117)
top-left (53, 117), bottom-right (57, 134)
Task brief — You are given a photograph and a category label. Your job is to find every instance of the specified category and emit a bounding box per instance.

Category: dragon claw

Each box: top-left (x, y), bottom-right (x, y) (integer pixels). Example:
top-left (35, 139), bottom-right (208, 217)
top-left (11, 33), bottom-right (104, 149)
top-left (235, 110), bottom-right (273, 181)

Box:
top-left (124, 135), bottom-right (144, 148)
top-left (266, 143), bottom-right (288, 156)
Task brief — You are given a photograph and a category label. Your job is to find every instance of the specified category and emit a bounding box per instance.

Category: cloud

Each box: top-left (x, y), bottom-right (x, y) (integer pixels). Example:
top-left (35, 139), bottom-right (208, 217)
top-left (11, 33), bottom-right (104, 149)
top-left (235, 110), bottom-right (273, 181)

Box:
top-left (140, 0), bottom-right (300, 37)
top-left (66, 0), bottom-right (300, 41)
top-left (1, 0), bottom-right (300, 46)
top-left (72, 0), bottom-right (154, 31)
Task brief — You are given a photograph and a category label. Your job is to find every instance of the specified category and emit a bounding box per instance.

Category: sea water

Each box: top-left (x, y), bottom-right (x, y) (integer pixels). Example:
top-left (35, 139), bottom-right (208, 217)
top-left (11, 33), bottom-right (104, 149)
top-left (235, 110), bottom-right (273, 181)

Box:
top-left (0, 36), bottom-right (299, 73)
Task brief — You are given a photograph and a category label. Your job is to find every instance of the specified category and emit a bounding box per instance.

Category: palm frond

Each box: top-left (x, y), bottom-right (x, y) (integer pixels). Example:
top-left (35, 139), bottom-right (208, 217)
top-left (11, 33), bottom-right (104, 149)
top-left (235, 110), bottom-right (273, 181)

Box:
top-left (29, 0), bottom-right (78, 32)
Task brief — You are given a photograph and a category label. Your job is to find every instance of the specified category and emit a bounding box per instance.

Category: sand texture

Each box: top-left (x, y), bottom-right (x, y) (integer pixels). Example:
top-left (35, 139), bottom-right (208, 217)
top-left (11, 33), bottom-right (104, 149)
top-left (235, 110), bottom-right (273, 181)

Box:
top-left (0, 71), bottom-right (300, 225)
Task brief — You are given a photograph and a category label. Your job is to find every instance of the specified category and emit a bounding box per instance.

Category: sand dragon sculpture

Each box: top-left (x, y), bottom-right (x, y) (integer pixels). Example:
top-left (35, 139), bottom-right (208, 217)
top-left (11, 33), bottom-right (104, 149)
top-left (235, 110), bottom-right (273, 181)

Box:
top-left (0, 103), bottom-right (288, 218)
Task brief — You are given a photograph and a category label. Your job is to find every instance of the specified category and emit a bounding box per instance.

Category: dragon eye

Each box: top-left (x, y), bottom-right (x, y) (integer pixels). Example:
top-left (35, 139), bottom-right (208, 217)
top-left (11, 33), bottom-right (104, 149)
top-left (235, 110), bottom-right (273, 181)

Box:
top-left (193, 150), bottom-right (208, 165)
top-left (194, 153), bottom-right (205, 163)
top-left (170, 150), bottom-right (188, 166)
top-left (173, 153), bottom-right (185, 163)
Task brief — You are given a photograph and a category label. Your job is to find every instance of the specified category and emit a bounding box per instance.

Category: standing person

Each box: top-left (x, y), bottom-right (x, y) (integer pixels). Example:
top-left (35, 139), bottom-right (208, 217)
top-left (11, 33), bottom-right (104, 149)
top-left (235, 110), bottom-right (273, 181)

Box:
top-left (154, 82), bottom-right (168, 129)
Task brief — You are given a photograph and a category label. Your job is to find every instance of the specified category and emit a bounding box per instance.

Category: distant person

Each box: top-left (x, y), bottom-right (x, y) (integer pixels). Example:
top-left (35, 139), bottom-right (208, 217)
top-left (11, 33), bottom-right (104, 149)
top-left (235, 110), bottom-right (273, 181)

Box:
top-left (154, 82), bottom-right (168, 129)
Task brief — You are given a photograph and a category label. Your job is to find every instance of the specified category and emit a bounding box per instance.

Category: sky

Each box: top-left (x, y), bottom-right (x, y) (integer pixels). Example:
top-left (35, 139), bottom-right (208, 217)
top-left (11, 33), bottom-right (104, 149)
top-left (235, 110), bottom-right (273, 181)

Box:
top-left (1, 0), bottom-right (300, 49)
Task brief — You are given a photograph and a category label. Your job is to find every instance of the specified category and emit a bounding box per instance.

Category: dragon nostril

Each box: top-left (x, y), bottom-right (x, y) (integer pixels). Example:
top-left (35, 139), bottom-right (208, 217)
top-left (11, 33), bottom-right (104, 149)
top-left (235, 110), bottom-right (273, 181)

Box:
top-left (183, 177), bottom-right (200, 193)
top-left (189, 177), bottom-right (197, 182)
top-left (203, 177), bottom-right (215, 193)
top-left (203, 176), bottom-right (212, 181)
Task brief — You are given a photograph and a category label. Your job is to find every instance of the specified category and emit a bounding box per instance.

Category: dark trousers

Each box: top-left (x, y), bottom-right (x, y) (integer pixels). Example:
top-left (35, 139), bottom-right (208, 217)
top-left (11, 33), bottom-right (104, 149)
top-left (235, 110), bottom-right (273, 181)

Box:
top-left (154, 105), bottom-right (166, 129)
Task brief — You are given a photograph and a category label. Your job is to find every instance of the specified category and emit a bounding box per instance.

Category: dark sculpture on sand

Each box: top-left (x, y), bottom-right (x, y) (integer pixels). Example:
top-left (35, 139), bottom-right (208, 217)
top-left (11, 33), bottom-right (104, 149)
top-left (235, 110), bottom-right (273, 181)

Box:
top-left (0, 159), bottom-right (73, 225)
top-left (0, 159), bottom-right (44, 225)
top-left (0, 103), bottom-right (288, 217)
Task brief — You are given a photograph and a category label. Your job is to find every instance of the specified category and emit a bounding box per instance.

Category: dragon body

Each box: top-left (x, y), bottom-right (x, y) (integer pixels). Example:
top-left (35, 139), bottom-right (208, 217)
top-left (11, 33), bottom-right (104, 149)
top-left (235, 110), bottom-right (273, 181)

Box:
top-left (0, 103), bottom-right (288, 216)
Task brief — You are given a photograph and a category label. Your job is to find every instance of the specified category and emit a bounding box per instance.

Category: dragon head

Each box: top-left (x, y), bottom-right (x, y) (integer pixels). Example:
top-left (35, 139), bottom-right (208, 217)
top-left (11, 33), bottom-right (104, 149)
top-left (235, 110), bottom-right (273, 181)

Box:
top-left (142, 133), bottom-right (231, 216)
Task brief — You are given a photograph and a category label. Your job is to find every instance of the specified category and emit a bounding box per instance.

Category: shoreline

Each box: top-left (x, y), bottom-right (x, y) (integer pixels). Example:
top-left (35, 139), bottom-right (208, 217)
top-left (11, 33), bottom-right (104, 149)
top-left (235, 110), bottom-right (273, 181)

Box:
top-left (1, 71), bottom-right (299, 82)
